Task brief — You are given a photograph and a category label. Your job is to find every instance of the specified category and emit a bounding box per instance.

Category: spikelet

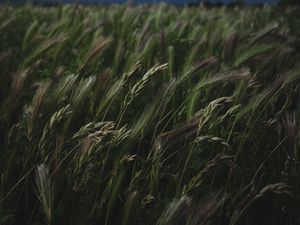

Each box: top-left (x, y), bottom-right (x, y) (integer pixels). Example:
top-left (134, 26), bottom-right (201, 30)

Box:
top-left (79, 37), bottom-right (112, 73)
top-left (9, 69), bottom-right (28, 115)
top-left (27, 82), bottom-right (50, 139)
top-left (35, 164), bottom-right (53, 225)
top-left (255, 183), bottom-right (292, 197)
top-left (230, 183), bottom-right (292, 225)
top-left (72, 121), bottom-right (115, 140)
top-left (22, 20), bottom-right (39, 52)
top-left (195, 135), bottom-right (231, 148)
top-left (157, 195), bottom-right (191, 225)
top-left (184, 154), bottom-right (234, 194)
top-left (23, 32), bottom-right (68, 66)
top-left (39, 104), bottom-right (71, 154)
top-left (127, 63), bottom-right (168, 105)
top-left (96, 61), bottom-right (142, 117)
top-left (111, 125), bottom-right (131, 146)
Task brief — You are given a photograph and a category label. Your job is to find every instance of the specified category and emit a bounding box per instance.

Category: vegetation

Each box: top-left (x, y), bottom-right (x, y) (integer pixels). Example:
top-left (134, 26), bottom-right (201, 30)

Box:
top-left (0, 4), bottom-right (300, 225)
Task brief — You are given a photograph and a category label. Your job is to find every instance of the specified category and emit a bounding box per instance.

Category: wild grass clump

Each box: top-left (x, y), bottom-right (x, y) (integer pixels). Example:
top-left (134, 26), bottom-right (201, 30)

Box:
top-left (0, 4), bottom-right (299, 225)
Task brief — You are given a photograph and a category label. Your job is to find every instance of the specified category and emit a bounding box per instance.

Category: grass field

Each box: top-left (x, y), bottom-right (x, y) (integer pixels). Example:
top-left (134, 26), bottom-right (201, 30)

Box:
top-left (0, 4), bottom-right (300, 225)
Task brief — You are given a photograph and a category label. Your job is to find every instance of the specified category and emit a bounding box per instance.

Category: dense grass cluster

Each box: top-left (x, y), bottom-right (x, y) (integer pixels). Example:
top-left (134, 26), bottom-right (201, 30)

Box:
top-left (0, 4), bottom-right (300, 225)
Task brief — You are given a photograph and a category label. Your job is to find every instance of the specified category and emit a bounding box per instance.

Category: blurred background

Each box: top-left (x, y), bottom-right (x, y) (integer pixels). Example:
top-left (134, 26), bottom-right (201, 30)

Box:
top-left (5, 0), bottom-right (299, 5)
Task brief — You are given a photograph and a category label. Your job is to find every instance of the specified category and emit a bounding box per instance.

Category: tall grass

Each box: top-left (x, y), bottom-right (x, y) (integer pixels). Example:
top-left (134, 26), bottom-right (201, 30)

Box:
top-left (0, 4), bottom-right (299, 225)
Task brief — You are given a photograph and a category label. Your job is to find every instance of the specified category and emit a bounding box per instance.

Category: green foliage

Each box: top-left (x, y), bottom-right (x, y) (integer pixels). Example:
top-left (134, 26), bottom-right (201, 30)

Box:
top-left (0, 4), bottom-right (299, 225)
